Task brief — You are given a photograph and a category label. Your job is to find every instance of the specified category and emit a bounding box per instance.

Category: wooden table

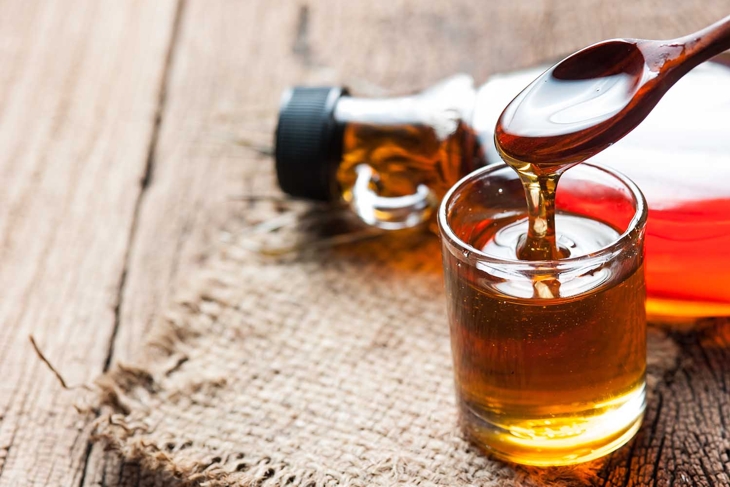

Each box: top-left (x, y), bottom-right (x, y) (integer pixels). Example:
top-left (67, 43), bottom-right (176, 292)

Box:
top-left (1, 1), bottom-right (729, 485)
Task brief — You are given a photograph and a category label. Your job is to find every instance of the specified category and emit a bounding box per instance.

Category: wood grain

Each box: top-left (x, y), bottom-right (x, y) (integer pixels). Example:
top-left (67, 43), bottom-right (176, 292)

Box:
top-left (95, 1), bottom-right (730, 485)
top-left (0, 1), bottom-right (178, 485)
top-left (0, 0), bottom-right (728, 485)
top-left (597, 320), bottom-right (730, 487)
top-left (84, 1), bottom-right (730, 485)
top-left (81, 0), bottom-right (298, 484)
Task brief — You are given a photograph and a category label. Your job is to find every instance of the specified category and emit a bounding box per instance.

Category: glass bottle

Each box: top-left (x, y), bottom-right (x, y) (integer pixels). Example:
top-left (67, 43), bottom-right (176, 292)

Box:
top-left (274, 55), bottom-right (730, 318)
top-left (275, 76), bottom-right (481, 230)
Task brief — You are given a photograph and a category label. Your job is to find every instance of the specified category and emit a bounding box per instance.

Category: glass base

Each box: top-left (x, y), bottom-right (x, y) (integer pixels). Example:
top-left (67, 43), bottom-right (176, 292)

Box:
top-left (460, 383), bottom-right (646, 466)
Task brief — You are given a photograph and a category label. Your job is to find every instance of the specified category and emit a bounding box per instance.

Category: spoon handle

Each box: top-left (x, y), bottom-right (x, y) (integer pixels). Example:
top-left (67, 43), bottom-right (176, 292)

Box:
top-left (675, 14), bottom-right (730, 69)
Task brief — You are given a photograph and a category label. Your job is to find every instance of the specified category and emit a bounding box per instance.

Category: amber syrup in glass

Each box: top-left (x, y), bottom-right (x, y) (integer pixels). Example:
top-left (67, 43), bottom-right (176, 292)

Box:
top-left (446, 42), bottom-right (654, 464)
top-left (444, 198), bottom-right (646, 465)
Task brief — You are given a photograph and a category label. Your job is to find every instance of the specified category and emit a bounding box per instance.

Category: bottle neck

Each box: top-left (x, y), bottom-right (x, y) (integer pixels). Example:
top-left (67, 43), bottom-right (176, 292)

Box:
top-left (334, 95), bottom-right (427, 126)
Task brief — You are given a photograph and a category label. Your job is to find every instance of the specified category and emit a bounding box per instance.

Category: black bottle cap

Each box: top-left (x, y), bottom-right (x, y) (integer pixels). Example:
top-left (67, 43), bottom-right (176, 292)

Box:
top-left (275, 86), bottom-right (349, 201)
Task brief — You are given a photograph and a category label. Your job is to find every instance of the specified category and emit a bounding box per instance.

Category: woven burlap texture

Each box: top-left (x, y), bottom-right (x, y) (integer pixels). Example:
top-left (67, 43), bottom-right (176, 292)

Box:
top-left (90, 218), bottom-right (678, 487)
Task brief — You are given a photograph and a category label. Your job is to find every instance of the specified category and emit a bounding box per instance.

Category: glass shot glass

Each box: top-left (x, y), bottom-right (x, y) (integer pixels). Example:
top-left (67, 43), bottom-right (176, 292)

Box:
top-left (438, 162), bottom-right (648, 466)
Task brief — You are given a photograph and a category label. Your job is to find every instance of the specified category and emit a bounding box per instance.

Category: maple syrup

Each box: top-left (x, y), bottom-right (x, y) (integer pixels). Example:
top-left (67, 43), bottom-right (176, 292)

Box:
top-left (275, 56), bottom-right (730, 317)
top-left (439, 163), bottom-right (647, 465)
top-left (487, 47), bottom-right (730, 316)
top-left (494, 40), bottom-right (652, 260)
top-left (451, 39), bottom-right (662, 464)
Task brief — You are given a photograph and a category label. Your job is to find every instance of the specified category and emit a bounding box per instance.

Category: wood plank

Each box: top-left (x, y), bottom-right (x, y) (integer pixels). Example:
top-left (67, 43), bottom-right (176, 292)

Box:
top-left (598, 320), bottom-right (730, 486)
top-left (100, 0), bottom-right (730, 382)
top-left (81, 0), bottom-right (730, 485)
top-left (81, 0), bottom-right (301, 482)
top-left (95, 0), bottom-right (300, 367)
top-left (0, 0), bottom-right (178, 485)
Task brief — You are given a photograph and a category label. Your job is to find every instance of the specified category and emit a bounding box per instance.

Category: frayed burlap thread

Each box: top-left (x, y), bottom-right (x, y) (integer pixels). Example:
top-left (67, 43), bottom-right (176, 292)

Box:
top-left (90, 224), bottom-right (678, 487)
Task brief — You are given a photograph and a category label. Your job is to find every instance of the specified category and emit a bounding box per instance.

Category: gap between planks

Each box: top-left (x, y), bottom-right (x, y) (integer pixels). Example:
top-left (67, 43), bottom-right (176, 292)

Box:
top-left (76, 1), bottom-right (188, 486)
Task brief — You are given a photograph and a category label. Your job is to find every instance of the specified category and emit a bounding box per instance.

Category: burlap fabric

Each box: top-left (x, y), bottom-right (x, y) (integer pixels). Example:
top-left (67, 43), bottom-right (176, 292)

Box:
top-left (89, 202), bottom-right (679, 487)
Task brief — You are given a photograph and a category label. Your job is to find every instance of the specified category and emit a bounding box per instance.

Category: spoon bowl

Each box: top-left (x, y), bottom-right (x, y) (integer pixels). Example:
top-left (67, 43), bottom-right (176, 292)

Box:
top-left (495, 15), bottom-right (730, 173)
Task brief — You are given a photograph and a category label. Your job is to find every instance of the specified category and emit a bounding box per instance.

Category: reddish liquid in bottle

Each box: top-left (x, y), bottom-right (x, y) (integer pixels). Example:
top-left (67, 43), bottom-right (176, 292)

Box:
top-left (558, 189), bottom-right (730, 316)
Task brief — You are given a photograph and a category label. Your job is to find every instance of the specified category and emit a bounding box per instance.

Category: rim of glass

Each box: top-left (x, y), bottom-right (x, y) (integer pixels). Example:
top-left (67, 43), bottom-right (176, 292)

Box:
top-left (438, 161), bottom-right (648, 267)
